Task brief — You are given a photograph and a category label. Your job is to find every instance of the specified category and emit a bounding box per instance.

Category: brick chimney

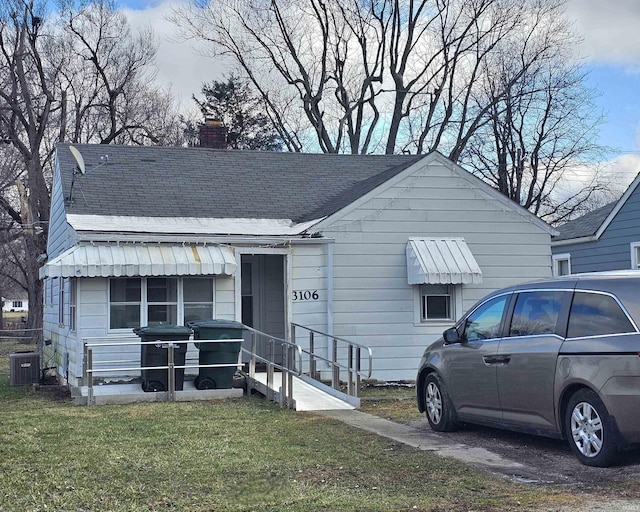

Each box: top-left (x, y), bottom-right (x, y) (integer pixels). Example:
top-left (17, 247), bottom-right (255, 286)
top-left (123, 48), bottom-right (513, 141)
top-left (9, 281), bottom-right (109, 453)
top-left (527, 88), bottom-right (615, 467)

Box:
top-left (199, 118), bottom-right (228, 149)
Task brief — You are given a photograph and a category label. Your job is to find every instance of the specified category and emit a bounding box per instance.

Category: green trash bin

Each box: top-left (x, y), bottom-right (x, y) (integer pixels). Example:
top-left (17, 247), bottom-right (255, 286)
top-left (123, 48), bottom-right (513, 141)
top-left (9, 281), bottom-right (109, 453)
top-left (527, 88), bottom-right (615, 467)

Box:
top-left (188, 320), bottom-right (243, 390)
top-left (134, 325), bottom-right (192, 392)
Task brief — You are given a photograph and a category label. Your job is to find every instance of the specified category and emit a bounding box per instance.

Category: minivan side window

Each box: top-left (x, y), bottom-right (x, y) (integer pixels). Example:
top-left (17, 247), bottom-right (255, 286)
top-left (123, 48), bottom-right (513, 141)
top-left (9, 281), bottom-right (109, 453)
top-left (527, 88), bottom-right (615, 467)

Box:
top-left (567, 291), bottom-right (636, 338)
top-left (508, 291), bottom-right (565, 337)
top-left (462, 295), bottom-right (508, 342)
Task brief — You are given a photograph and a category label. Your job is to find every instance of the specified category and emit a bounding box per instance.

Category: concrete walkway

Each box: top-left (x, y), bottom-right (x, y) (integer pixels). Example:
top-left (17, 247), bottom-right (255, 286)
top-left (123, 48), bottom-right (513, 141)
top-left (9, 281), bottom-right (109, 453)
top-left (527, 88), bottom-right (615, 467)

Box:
top-left (317, 409), bottom-right (530, 477)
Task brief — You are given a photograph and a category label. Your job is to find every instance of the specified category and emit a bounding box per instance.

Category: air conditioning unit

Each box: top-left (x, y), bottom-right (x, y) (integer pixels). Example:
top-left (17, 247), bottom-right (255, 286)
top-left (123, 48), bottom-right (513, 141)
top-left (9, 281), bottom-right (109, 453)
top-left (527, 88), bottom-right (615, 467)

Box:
top-left (10, 352), bottom-right (40, 386)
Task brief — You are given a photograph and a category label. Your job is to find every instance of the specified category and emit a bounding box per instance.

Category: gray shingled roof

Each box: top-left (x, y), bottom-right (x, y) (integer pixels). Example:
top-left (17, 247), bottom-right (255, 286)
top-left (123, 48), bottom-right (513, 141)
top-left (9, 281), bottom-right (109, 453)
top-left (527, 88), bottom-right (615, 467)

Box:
top-left (553, 201), bottom-right (617, 242)
top-left (58, 144), bottom-right (421, 223)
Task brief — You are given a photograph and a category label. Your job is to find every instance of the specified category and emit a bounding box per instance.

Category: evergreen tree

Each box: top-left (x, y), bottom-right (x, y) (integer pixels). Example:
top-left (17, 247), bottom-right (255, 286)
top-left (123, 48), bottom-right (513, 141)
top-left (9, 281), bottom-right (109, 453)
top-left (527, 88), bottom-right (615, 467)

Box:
top-left (194, 74), bottom-right (283, 151)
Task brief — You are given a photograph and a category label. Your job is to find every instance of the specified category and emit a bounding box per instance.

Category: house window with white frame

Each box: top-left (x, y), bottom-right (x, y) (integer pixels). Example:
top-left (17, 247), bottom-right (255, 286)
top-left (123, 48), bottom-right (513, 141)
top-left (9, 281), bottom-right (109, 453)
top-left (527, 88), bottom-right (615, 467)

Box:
top-left (69, 279), bottom-right (77, 332)
top-left (58, 278), bottom-right (65, 325)
top-left (553, 253), bottom-right (571, 276)
top-left (183, 277), bottom-right (215, 324)
top-left (631, 242), bottom-right (640, 269)
top-left (421, 284), bottom-right (455, 321)
top-left (109, 278), bottom-right (142, 329)
top-left (109, 277), bottom-right (215, 330)
top-left (147, 278), bottom-right (178, 325)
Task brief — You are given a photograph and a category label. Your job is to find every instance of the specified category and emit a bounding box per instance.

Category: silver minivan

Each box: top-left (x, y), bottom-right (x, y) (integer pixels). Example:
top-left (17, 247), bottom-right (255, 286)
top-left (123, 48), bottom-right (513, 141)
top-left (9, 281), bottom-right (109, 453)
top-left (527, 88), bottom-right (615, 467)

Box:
top-left (416, 271), bottom-right (640, 467)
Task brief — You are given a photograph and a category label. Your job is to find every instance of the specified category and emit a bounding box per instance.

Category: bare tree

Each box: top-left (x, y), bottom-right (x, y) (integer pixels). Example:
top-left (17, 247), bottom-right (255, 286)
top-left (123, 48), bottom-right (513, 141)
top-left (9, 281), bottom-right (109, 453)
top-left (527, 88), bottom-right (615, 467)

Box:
top-left (171, 0), bottom-right (610, 222)
top-left (0, 0), bottom-right (184, 336)
top-left (171, 0), bottom-right (572, 155)
top-left (462, 38), bottom-right (612, 224)
top-left (0, 0), bottom-right (62, 338)
top-left (59, 0), bottom-right (184, 145)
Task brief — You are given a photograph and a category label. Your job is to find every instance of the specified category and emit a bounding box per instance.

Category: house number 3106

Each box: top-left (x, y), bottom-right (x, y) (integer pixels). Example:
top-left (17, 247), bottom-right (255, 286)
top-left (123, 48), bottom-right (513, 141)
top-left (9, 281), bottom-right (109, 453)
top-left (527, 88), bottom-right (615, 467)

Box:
top-left (293, 290), bottom-right (319, 301)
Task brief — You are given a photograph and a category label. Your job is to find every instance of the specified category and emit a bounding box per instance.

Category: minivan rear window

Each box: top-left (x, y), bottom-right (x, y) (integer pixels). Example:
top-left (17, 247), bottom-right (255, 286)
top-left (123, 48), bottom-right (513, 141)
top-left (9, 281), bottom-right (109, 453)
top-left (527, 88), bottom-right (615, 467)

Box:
top-left (567, 292), bottom-right (636, 338)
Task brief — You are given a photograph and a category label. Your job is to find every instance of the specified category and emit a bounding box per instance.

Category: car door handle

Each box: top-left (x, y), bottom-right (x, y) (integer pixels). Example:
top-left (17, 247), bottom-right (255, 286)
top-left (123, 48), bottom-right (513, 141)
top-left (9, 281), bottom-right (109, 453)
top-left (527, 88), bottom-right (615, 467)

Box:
top-left (483, 356), bottom-right (511, 366)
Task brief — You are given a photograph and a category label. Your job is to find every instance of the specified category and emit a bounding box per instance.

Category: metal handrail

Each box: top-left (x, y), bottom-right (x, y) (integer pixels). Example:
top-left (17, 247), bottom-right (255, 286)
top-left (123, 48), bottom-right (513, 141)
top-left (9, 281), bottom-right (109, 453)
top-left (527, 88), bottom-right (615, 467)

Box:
top-left (82, 336), bottom-right (242, 405)
top-left (81, 323), bottom-right (369, 408)
top-left (291, 323), bottom-right (373, 398)
top-left (239, 325), bottom-right (303, 408)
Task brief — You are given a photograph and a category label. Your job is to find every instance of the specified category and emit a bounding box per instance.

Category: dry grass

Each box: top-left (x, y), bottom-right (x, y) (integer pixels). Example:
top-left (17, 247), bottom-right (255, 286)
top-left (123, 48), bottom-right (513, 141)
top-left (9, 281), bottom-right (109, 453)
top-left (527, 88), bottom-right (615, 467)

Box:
top-left (0, 354), bottom-right (595, 512)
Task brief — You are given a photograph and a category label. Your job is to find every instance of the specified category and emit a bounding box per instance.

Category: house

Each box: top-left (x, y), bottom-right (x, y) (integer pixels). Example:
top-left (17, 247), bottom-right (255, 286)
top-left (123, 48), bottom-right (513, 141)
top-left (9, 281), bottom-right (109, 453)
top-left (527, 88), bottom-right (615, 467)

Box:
top-left (551, 172), bottom-right (640, 275)
top-left (40, 136), bottom-right (555, 388)
top-left (2, 297), bottom-right (28, 313)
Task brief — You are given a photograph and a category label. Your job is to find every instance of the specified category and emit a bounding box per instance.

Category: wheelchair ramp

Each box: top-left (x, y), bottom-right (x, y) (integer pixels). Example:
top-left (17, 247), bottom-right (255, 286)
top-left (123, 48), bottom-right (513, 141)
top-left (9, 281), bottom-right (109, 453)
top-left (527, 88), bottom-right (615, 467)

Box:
top-left (251, 372), bottom-right (356, 411)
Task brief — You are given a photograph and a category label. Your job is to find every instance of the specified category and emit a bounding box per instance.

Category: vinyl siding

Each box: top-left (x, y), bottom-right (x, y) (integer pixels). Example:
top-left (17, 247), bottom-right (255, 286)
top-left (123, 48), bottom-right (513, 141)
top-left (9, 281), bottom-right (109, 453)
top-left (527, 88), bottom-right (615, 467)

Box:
top-left (321, 158), bottom-right (552, 381)
top-left (552, 189), bottom-right (640, 273)
top-left (46, 158), bottom-right (77, 259)
top-left (43, 274), bottom-right (237, 387)
top-left (290, 244), bottom-right (330, 365)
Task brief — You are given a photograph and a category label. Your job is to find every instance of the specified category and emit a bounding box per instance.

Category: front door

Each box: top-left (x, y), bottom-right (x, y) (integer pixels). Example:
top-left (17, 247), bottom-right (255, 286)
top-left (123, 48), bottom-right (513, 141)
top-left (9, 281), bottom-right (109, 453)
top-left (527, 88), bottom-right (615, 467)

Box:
top-left (240, 254), bottom-right (286, 364)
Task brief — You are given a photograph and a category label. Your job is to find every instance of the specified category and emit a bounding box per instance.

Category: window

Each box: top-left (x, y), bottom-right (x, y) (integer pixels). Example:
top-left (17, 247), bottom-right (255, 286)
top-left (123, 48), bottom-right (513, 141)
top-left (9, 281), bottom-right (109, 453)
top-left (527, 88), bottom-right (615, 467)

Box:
top-left (109, 277), bottom-right (215, 330)
top-left (567, 291), bottom-right (635, 338)
top-left (241, 262), bottom-right (254, 327)
top-left (553, 253), bottom-right (571, 276)
top-left (12, 301), bottom-right (23, 308)
top-left (147, 278), bottom-right (177, 325)
top-left (421, 284), bottom-right (454, 321)
top-left (631, 242), bottom-right (640, 269)
top-left (69, 280), bottom-right (77, 331)
top-left (508, 291), bottom-right (565, 337)
top-left (462, 295), bottom-right (508, 342)
top-left (59, 279), bottom-right (65, 325)
top-left (183, 277), bottom-right (214, 324)
top-left (44, 278), bottom-right (56, 306)
top-left (110, 278), bottom-right (142, 329)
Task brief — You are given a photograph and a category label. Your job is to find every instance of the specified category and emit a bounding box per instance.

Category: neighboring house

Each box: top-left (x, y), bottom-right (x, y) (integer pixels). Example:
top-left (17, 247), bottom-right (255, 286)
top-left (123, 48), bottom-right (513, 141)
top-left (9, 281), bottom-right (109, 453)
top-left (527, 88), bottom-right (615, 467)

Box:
top-left (40, 136), bottom-right (554, 388)
top-left (2, 297), bottom-right (28, 313)
top-left (551, 173), bottom-right (640, 275)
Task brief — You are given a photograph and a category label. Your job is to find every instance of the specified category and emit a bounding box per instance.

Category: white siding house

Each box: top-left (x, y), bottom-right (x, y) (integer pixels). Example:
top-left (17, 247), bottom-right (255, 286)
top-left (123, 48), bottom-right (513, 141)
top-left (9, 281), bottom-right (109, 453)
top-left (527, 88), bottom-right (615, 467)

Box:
top-left (41, 144), bottom-right (554, 388)
top-left (314, 155), bottom-right (552, 380)
top-left (2, 298), bottom-right (28, 313)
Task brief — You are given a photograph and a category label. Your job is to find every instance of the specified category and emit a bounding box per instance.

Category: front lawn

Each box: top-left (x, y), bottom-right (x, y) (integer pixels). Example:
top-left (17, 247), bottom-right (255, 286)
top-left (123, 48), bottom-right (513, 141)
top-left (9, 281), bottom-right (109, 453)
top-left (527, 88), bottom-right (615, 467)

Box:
top-left (0, 345), bottom-right (586, 511)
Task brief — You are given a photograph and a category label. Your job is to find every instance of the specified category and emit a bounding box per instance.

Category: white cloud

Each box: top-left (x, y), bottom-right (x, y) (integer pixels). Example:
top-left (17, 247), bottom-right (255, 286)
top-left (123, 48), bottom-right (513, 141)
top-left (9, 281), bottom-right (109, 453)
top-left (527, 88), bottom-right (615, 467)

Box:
top-left (542, 152), bottom-right (639, 213)
top-left (565, 0), bottom-right (640, 67)
top-left (603, 154), bottom-right (640, 192)
top-left (121, 0), bottom-right (226, 111)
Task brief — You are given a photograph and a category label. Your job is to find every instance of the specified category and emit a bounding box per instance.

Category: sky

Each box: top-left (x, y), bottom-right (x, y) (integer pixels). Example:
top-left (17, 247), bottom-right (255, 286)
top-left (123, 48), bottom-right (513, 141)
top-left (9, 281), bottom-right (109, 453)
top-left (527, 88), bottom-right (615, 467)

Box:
top-left (117, 0), bottom-right (640, 192)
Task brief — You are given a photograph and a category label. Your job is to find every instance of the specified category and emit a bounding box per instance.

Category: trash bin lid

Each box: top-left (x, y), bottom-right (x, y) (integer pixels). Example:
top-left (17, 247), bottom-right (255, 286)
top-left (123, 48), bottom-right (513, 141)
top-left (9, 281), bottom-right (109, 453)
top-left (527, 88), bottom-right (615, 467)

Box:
top-left (133, 325), bottom-right (193, 336)
top-left (187, 319), bottom-right (244, 330)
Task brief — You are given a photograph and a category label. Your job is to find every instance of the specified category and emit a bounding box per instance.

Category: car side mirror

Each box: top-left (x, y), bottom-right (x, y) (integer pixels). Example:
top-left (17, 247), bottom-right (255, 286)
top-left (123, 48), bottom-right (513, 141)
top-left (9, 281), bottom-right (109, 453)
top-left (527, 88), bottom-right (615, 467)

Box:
top-left (443, 327), bottom-right (461, 344)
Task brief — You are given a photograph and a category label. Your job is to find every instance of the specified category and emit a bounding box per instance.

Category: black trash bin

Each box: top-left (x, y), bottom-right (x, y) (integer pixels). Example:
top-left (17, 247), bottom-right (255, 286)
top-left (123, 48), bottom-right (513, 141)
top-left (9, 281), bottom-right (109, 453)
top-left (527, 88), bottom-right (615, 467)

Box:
top-left (134, 325), bottom-right (192, 392)
top-left (188, 320), bottom-right (243, 390)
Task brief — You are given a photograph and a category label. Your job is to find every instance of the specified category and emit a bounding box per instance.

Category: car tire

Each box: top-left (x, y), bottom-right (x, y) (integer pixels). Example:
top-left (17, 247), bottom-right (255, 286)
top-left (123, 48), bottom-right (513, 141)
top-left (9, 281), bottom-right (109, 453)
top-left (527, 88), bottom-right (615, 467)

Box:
top-left (565, 388), bottom-right (620, 467)
top-left (424, 373), bottom-right (458, 432)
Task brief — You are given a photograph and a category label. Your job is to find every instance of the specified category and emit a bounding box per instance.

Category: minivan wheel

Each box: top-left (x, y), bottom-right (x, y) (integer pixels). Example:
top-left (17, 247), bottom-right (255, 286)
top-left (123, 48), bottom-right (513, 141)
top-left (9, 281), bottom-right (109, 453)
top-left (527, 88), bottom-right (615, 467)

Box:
top-left (424, 374), bottom-right (458, 432)
top-left (565, 389), bottom-right (620, 467)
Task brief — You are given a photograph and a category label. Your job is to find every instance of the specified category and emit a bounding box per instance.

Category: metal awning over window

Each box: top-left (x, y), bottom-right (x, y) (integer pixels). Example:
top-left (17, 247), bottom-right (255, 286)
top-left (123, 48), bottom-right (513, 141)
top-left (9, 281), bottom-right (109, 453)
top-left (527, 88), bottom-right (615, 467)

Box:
top-left (39, 244), bottom-right (237, 279)
top-left (406, 237), bottom-right (482, 285)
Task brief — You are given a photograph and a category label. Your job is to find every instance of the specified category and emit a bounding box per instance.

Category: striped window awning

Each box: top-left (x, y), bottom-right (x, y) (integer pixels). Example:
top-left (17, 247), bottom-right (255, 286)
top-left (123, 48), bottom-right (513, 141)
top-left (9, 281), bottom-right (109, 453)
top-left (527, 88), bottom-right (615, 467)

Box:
top-left (406, 237), bottom-right (482, 285)
top-left (39, 244), bottom-right (237, 279)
